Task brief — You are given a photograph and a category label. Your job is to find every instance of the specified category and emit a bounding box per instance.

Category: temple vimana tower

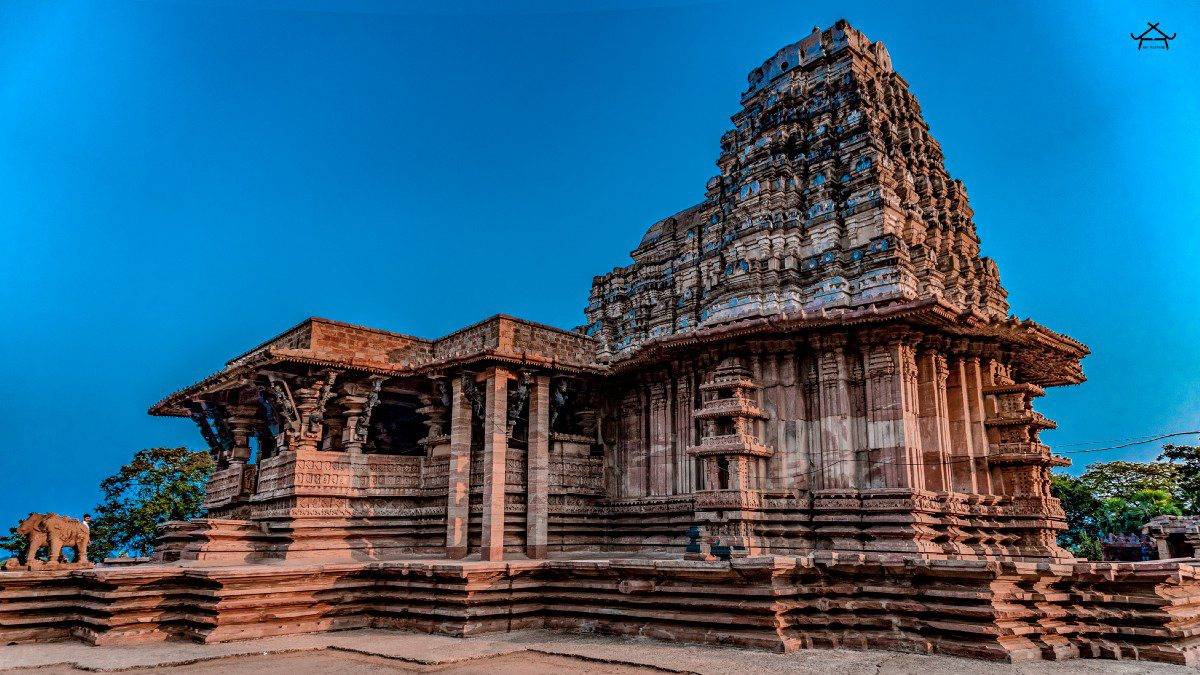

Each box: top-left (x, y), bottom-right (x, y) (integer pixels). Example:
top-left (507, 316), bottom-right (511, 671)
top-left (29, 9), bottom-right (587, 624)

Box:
top-left (7, 21), bottom-right (1200, 665)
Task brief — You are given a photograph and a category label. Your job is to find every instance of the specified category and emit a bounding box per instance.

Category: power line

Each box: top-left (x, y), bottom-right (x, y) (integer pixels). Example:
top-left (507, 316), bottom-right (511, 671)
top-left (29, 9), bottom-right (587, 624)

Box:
top-left (1058, 431), bottom-right (1200, 455)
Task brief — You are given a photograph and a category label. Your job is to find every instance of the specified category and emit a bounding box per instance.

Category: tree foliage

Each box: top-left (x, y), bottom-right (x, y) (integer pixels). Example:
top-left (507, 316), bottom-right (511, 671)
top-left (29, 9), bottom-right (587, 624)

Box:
top-left (1159, 445), bottom-right (1200, 514)
top-left (1052, 457), bottom-right (1188, 558)
top-left (1095, 489), bottom-right (1181, 537)
top-left (1078, 460), bottom-right (1179, 501)
top-left (87, 447), bottom-right (213, 561)
top-left (1073, 531), bottom-right (1104, 561)
top-left (0, 524), bottom-right (32, 561)
top-left (1051, 473), bottom-right (1101, 550)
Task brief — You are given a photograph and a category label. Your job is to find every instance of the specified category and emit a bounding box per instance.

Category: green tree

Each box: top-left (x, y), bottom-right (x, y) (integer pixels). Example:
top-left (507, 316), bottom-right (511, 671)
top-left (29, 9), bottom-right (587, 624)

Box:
top-left (1074, 531), bottom-right (1104, 561)
top-left (1, 523), bottom-right (31, 561)
top-left (1159, 445), bottom-right (1200, 514)
top-left (87, 447), bottom-right (213, 561)
top-left (1078, 460), bottom-right (1180, 501)
top-left (1050, 473), bottom-right (1101, 551)
top-left (1095, 489), bottom-right (1182, 537)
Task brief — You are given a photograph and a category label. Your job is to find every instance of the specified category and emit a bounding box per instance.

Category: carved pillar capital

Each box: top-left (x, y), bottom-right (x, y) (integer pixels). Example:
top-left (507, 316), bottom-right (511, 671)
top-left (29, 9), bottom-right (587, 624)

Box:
top-left (341, 376), bottom-right (384, 454)
top-left (225, 404), bottom-right (259, 463)
top-left (291, 370), bottom-right (338, 452)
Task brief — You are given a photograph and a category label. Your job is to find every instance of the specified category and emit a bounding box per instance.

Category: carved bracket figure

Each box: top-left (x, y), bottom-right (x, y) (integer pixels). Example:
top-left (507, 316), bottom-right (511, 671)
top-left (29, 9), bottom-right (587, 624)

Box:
top-left (507, 372), bottom-right (531, 437)
top-left (353, 376), bottom-right (385, 443)
top-left (550, 378), bottom-right (573, 432)
top-left (187, 403), bottom-right (225, 455)
top-left (306, 371), bottom-right (339, 436)
top-left (265, 374), bottom-right (301, 435)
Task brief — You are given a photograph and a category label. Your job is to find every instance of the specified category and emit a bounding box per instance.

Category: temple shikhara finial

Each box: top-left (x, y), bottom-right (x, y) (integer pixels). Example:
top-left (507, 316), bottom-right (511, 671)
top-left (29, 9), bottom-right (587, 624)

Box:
top-left (7, 21), bottom-right (1200, 667)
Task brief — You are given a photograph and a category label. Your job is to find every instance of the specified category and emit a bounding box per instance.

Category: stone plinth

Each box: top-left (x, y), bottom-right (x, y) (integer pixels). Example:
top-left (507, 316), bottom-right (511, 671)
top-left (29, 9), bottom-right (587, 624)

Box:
top-left (3, 555), bottom-right (1200, 666)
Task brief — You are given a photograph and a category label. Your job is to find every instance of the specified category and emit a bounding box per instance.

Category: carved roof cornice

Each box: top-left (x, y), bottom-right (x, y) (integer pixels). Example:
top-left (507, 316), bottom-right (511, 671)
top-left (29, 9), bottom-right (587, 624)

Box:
top-left (603, 298), bottom-right (1087, 387)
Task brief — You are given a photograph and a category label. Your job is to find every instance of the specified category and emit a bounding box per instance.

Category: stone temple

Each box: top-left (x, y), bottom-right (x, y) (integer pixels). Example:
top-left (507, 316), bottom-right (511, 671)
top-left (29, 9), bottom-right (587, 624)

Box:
top-left (5, 21), bottom-right (1200, 665)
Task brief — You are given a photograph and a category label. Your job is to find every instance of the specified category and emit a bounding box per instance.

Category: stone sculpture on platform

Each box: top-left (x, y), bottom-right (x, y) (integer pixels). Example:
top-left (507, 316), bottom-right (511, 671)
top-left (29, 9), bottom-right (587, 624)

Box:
top-left (2, 513), bottom-right (92, 571)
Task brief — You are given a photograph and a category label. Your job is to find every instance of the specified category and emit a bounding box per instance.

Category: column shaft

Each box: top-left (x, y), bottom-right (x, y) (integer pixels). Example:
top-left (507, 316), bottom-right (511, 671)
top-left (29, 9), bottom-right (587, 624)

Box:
top-left (864, 341), bottom-right (924, 489)
top-left (445, 375), bottom-right (473, 559)
top-left (526, 374), bottom-right (550, 559)
top-left (480, 367), bottom-right (510, 561)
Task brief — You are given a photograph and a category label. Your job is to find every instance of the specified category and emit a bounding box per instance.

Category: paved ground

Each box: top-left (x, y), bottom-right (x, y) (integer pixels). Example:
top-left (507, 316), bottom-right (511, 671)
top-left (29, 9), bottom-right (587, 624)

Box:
top-left (2, 629), bottom-right (1194, 674)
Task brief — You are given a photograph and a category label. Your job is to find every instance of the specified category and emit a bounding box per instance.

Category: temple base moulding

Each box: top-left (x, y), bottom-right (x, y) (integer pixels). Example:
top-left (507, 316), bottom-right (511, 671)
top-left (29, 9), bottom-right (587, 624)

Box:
top-left (3, 554), bottom-right (1200, 665)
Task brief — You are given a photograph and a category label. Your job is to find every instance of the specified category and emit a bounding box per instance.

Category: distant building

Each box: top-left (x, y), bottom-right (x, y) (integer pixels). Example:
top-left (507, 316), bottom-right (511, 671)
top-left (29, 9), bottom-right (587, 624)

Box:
top-left (1145, 514), bottom-right (1200, 559)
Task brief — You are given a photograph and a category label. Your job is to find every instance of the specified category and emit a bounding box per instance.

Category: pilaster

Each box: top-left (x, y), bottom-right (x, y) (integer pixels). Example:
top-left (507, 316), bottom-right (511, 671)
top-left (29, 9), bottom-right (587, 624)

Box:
top-left (917, 347), bottom-right (951, 492)
top-left (647, 377), bottom-right (672, 495)
top-left (945, 351), bottom-right (979, 494)
top-left (860, 329), bottom-right (924, 489)
top-left (812, 333), bottom-right (854, 489)
top-left (963, 354), bottom-right (992, 494)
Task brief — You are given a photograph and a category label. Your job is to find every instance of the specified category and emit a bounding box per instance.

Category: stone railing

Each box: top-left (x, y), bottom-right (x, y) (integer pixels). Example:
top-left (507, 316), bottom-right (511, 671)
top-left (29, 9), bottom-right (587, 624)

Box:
top-left (252, 451), bottom-right (423, 501)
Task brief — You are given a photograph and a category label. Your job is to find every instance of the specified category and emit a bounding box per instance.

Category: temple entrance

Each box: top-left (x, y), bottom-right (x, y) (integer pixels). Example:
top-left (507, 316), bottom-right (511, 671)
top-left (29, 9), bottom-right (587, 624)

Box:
top-left (366, 393), bottom-right (426, 455)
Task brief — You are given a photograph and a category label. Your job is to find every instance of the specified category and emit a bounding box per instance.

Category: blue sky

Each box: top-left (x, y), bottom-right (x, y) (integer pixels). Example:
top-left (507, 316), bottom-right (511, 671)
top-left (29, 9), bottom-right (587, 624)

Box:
top-left (1, 0), bottom-right (1197, 527)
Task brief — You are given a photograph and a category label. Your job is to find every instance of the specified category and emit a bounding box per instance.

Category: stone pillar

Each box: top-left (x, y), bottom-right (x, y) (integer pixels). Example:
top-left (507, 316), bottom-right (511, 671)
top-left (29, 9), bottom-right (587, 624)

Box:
top-left (674, 365), bottom-right (695, 494)
top-left (917, 350), bottom-right (951, 492)
top-left (619, 390), bottom-right (646, 497)
top-left (526, 373), bottom-right (550, 559)
top-left (264, 375), bottom-right (301, 452)
top-left (812, 334), bottom-right (854, 489)
top-left (480, 367), bottom-right (511, 561)
top-left (445, 374), bottom-right (473, 559)
top-left (945, 356), bottom-right (978, 494)
top-left (339, 379), bottom-right (381, 455)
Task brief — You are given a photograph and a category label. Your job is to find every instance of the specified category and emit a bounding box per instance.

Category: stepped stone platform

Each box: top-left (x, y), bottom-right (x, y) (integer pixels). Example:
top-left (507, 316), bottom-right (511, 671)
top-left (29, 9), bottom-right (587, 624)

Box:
top-left (4, 628), bottom-right (1196, 674)
top-left (3, 554), bottom-right (1200, 665)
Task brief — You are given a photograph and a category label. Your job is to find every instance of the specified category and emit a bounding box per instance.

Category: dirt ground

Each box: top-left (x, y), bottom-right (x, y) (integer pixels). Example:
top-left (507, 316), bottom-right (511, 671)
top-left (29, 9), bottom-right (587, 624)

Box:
top-left (3, 629), bottom-right (1195, 674)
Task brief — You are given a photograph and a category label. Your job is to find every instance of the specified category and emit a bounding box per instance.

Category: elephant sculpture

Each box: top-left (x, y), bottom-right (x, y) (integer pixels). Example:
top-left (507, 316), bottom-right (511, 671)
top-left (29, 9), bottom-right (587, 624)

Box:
top-left (7, 513), bottom-right (91, 569)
